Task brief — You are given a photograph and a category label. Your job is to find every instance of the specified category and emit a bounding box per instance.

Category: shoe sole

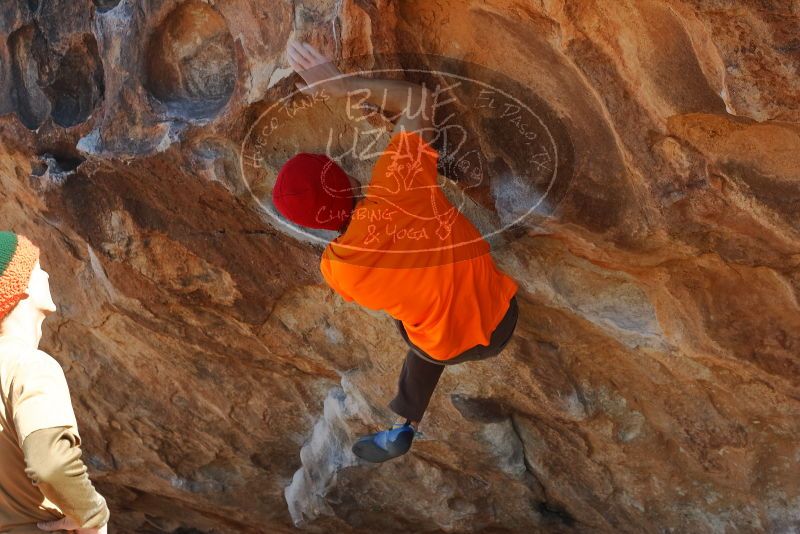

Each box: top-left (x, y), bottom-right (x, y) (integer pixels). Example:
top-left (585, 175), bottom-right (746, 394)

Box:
top-left (352, 431), bottom-right (414, 463)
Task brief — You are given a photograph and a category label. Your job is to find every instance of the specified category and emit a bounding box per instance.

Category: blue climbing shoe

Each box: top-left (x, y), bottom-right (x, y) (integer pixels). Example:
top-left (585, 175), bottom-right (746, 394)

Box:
top-left (352, 422), bottom-right (416, 463)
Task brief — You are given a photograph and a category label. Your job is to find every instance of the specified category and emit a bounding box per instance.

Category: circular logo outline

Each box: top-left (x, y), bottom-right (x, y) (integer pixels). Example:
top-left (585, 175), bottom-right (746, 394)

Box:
top-left (239, 67), bottom-right (560, 253)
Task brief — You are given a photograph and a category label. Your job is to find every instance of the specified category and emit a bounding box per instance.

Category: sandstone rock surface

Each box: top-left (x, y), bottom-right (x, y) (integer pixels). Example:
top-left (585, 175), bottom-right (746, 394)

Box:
top-left (1, 0), bottom-right (799, 532)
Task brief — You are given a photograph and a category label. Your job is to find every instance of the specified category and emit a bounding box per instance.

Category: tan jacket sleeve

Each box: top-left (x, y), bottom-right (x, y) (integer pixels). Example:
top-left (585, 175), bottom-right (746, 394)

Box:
top-left (22, 426), bottom-right (110, 529)
top-left (12, 350), bottom-right (79, 447)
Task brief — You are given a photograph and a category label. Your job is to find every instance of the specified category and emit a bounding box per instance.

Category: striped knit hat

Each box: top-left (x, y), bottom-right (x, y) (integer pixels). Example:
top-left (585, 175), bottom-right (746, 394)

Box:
top-left (0, 232), bottom-right (40, 321)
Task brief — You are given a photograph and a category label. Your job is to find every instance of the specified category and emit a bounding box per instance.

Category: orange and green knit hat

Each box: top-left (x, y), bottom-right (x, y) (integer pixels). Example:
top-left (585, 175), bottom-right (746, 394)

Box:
top-left (0, 232), bottom-right (40, 321)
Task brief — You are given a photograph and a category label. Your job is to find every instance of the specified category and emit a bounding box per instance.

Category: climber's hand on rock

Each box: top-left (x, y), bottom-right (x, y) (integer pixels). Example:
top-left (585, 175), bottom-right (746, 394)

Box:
top-left (286, 39), bottom-right (350, 99)
top-left (38, 516), bottom-right (108, 534)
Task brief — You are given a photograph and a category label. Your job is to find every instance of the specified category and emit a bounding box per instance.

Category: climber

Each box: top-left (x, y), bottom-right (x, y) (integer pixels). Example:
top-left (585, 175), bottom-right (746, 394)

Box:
top-left (0, 232), bottom-right (110, 533)
top-left (277, 40), bottom-right (520, 463)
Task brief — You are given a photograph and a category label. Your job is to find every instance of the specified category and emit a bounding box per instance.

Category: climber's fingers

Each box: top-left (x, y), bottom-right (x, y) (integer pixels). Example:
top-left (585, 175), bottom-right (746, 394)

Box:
top-left (287, 39), bottom-right (314, 71)
top-left (288, 39), bottom-right (332, 72)
top-left (301, 41), bottom-right (331, 65)
top-left (287, 39), bottom-right (347, 99)
top-left (287, 41), bottom-right (319, 72)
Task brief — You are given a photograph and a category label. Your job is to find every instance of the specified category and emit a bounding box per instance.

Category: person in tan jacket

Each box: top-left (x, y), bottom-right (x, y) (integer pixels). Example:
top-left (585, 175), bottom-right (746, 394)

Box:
top-left (0, 231), bottom-right (109, 533)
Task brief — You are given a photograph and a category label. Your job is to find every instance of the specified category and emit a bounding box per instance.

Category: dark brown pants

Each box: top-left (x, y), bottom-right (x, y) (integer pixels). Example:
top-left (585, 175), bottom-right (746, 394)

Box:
top-left (388, 294), bottom-right (519, 422)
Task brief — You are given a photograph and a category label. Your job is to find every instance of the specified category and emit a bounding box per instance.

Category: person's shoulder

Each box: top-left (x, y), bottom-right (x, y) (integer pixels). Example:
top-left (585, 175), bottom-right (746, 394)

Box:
top-left (0, 338), bottom-right (35, 366)
top-left (0, 341), bottom-right (65, 387)
top-left (19, 348), bottom-right (66, 380)
top-left (321, 237), bottom-right (342, 259)
top-left (370, 131), bottom-right (440, 197)
top-left (385, 129), bottom-right (438, 158)
top-left (30, 349), bottom-right (64, 368)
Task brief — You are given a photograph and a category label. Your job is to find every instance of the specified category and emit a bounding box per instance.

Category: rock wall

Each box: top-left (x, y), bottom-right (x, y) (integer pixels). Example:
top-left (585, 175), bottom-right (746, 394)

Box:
top-left (1, 0), bottom-right (799, 532)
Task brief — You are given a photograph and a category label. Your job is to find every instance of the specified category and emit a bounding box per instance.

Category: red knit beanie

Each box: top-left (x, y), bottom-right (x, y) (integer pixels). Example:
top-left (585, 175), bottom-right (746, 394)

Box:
top-left (272, 153), bottom-right (355, 232)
